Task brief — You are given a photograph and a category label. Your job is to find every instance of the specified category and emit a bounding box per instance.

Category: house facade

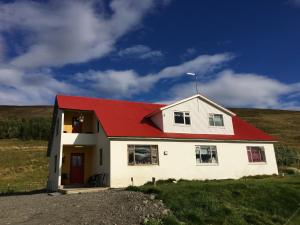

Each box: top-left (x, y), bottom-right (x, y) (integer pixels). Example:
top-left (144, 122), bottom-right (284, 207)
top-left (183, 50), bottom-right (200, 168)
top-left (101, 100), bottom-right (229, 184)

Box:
top-left (47, 94), bottom-right (278, 191)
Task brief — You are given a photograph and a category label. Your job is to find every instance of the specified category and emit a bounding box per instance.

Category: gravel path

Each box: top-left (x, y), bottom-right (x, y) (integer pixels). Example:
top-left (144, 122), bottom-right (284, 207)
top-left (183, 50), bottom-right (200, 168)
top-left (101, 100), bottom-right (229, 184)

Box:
top-left (0, 190), bottom-right (167, 225)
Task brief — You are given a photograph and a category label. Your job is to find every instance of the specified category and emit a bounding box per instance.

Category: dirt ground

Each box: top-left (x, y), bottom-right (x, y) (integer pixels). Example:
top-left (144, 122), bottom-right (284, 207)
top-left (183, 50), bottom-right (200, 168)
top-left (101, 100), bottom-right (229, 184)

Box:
top-left (0, 190), bottom-right (167, 225)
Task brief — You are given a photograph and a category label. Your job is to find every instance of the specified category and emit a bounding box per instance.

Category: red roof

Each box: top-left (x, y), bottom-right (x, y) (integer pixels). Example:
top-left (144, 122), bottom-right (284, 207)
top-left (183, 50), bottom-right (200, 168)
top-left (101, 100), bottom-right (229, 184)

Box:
top-left (56, 95), bottom-right (276, 142)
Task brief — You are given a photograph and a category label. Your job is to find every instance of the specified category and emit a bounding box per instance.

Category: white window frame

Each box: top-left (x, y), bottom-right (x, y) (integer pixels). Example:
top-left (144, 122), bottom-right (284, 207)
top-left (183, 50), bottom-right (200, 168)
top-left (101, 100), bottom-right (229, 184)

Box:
top-left (195, 145), bottom-right (219, 165)
top-left (247, 146), bottom-right (267, 163)
top-left (208, 113), bottom-right (224, 127)
top-left (174, 111), bottom-right (191, 125)
top-left (128, 145), bottom-right (159, 166)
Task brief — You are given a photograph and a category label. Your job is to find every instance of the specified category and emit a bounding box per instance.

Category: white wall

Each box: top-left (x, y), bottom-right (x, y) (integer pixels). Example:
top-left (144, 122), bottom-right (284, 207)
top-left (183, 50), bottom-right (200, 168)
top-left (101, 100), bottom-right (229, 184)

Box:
top-left (93, 120), bottom-right (111, 186)
top-left (110, 139), bottom-right (278, 188)
top-left (47, 109), bottom-right (63, 191)
top-left (160, 97), bottom-right (234, 135)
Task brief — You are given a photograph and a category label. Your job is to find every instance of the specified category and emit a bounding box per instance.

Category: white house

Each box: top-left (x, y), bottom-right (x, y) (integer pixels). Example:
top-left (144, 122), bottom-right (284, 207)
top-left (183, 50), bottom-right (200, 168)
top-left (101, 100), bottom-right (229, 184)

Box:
top-left (47, 94), bottom-right (278, 191)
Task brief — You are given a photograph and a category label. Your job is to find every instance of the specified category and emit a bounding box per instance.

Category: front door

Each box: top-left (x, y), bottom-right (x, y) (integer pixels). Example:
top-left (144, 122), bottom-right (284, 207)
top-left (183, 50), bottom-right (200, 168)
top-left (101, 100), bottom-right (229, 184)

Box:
top-left (70, 153), bottom-right (84, 184)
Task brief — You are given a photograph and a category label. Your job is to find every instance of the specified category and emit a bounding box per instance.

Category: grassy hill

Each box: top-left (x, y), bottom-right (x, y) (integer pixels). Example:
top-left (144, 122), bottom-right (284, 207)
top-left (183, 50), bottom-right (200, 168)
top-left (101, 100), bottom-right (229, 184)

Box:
top-left (0, 105), bottom-right (53, 119)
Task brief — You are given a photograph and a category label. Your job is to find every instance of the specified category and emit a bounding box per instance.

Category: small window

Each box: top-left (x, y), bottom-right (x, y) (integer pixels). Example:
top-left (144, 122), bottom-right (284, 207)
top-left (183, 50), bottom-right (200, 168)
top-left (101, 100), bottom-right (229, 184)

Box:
top-left (209, 114), bottom-right (224, 126)
top-left (54, 155), bottom-right (57, 173)
top-left (174, 112), bottom-right (191, 125)
top-left (195, 146), bottom-right (218, 164)
top-left (247, 146), bottom-right (266, 163)
top-left (99, 148), bottom-right (103, 166)
top-left (128, 145), bottom-right (159, 165)
top-left (56, 119), bottom-right (59, 136)
top-left (97, 121), bottom-right (100, 133)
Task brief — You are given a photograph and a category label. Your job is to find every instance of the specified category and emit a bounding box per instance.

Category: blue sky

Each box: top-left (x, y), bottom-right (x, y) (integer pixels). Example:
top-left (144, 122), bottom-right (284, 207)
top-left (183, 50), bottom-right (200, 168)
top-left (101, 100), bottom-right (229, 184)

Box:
top-left (0, 0), bottom-right (299, 109)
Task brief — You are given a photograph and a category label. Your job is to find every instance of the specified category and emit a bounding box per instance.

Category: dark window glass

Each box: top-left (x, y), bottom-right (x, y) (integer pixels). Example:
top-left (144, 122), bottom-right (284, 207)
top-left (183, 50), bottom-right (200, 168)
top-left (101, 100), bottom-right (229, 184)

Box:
top-left (128, 145), bottom-right (159, 165)
top-left (185, 114), bottom-right (191, 125)
top-left (196, 146), bottom-right (218, 164)
top-left (174, 112), bottom-right (184, 124)
top-left (54, 155), bottom-right (57, 173)
top-left (99, 149), bottom-right (103, 166)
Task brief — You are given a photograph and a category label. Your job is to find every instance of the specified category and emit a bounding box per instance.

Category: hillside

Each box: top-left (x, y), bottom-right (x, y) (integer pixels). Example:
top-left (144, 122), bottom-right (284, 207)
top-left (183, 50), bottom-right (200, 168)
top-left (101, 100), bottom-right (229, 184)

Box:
top-left (0, 106), bottom-right (53, 119)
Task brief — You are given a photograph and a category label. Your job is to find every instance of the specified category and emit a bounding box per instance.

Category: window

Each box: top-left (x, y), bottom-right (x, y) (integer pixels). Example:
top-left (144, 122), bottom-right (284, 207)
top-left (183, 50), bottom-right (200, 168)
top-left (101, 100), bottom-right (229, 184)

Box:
top-left (209, 114), bottom-right (224, 126)
top-left (247, 146), bottom-right (266, 163)
top-left (174, 112), bottom-right (191, 125)
top-left (128, 145), bottom-right (159, 165)
top-left (99, 148), bottom-right (103, 166)
top-left (97, 121), bottom-right (100, 133)
top-left (56, 119), bottom-right (59, 136)
top-left (195, 146), bottom-right (218, 164)
top-left (54, 155), bottom-right (57, 173)
top-left (72, 155), bottom-right (83, 166)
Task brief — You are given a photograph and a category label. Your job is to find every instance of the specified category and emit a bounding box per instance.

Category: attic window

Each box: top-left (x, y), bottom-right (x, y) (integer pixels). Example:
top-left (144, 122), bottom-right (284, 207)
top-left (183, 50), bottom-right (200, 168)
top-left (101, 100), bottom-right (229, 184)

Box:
top-left (174, 112), bottom-right (191, 125)
top-left (209, 114), bottom-right (224, 126)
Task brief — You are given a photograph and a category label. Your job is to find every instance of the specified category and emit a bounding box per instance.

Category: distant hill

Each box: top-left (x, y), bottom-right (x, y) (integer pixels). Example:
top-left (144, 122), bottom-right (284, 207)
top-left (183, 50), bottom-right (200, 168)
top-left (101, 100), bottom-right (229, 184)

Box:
top-left (0, 105), bottom-right (299, 151)
top-left (0, 106), bottom-right (53, 119)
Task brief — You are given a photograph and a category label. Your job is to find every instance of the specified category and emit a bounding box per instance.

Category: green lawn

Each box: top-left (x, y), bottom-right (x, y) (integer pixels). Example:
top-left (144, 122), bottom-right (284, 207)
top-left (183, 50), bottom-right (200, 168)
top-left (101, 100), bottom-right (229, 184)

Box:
top-left (0, 139), bottom-right (48, 193)
top-left (129, 176), bottom-right (300, 225)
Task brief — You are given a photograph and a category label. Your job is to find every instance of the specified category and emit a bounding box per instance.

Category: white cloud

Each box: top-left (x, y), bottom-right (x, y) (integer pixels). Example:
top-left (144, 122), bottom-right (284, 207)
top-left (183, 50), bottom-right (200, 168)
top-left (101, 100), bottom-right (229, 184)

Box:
top-left (75, 53), bottom-right (233, 98)
top-left (0, 67), bottom-right (81, 105)
top-left (166, 70), bottom-right (300, 109)
top-left (117, 45), bottom-right (163, 60)
top-left (0, 0), bottom-right (158, 68)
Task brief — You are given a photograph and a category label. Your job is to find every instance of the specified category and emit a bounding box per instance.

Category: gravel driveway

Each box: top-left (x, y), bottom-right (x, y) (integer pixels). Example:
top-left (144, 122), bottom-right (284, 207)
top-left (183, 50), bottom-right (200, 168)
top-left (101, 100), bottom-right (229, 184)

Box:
top-left (0, 190), bottom-right (167, 225)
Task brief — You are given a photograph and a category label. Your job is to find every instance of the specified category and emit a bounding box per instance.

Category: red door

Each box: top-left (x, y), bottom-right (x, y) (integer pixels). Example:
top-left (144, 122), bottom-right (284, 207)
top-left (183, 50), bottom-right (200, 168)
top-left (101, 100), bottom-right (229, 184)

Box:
top-left (70, 153), bottom-right (84, 184)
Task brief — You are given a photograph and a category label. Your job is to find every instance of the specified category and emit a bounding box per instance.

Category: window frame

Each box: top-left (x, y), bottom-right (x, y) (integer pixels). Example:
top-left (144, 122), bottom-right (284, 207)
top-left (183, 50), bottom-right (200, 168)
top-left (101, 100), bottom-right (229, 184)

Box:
top-left (56, 119), bottom-right (60, 136)
top-left (195, 145), bottom-right (219, 165)
top-left (174, 111), bottom-right (191, 125)
top-left (247, 146), bottom-right (267, 163)
top-left (208, 113), bottom-right (224, 127)
top-left (99, 148), bottom-right (103, 166)
top-left (128, 145), bottom-right (159, 166)
top-left (54, 155), bottom-right (57, 173)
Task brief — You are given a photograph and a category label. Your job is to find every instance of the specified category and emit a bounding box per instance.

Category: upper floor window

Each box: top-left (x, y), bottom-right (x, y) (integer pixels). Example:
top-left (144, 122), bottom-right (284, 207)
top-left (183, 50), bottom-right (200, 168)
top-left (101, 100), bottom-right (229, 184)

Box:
top-left (247, 146), bottom-right (266, 163)
top-left (195, 145), bottom-right (218, 164)
top-left (174, 112), bottom-right (191, 125)
top-left (209, 114), bottom-right (224, 127)
top-left (128, 145), bottom-right (159, 165)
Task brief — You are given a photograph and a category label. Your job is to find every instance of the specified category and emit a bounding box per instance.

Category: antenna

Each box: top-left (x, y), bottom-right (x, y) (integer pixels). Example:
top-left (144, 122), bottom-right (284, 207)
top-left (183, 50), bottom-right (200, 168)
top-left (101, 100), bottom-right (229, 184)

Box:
top-left (186, 72), bottom-right (199, 94)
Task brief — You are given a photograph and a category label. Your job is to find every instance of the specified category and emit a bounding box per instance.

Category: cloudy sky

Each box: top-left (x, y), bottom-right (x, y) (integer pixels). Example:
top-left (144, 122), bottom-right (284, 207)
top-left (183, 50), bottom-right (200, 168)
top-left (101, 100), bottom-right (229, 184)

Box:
top-left (0, 0), bottom-right (299, 109)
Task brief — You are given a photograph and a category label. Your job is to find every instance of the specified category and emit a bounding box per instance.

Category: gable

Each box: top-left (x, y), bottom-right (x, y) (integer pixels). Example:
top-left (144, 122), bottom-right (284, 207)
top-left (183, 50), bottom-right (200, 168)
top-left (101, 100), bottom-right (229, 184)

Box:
top-left (161, 96), bottom-right (235, 135)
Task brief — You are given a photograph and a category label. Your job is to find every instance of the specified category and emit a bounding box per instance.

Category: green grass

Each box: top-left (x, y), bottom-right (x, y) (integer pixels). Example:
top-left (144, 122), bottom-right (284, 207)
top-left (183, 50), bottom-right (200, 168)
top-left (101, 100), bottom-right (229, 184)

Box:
top-left (129, 176), bottom-right (300, 225)
top-left (0, 139), bottom-right (48, 193)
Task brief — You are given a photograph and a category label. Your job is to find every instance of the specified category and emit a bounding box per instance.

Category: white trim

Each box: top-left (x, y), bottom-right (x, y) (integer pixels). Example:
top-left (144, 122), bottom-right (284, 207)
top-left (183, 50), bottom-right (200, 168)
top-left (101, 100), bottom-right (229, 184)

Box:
top-left (108, 136), bottom-right (277, 143)
top-left (160, 94), bottom-right (236, 116)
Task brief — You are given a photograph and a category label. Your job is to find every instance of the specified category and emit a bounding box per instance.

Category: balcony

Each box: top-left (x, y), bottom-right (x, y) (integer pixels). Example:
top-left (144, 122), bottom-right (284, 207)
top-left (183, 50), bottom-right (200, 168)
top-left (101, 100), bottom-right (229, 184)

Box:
top-left (62, 110), bottom-right (98, 145)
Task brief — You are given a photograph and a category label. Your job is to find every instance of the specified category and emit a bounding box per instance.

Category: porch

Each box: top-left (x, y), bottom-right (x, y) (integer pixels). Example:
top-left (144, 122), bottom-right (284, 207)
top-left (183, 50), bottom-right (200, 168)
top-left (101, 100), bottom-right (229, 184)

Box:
top-left (60, 145), bottom-right (107, 188)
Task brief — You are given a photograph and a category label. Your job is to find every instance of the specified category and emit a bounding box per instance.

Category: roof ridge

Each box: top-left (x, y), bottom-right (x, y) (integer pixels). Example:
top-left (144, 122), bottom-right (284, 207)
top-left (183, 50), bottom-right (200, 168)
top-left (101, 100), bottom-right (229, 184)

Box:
top-left (56, 94), bottom-right (166, 107)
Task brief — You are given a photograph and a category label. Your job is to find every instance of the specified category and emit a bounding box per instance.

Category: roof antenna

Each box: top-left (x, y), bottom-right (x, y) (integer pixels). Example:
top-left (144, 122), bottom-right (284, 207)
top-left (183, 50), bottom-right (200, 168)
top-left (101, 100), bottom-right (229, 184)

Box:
top-left (186, 72), bottom-right (199, 94)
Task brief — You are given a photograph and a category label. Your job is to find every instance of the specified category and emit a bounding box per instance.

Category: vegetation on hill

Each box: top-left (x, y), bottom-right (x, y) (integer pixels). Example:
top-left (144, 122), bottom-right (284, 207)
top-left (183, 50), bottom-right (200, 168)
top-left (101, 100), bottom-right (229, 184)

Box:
top-left (129, 176), bottom-right (300, 225)
top-left (0, 106), bottom-right (52, 140)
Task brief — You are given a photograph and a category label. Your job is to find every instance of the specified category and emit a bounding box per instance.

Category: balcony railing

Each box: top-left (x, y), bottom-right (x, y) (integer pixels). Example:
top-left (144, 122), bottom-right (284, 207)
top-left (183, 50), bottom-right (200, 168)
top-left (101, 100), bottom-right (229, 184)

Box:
top-left (61, 133), bottom-right (97, 145)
